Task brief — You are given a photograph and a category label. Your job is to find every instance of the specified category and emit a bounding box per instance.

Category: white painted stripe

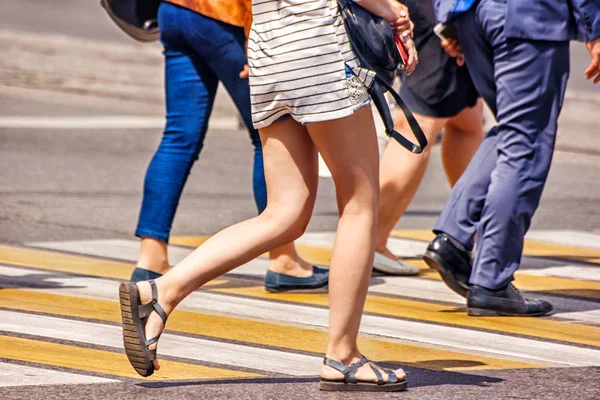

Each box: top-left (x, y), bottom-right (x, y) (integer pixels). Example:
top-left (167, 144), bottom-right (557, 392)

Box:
top-left (0, 116), bottom-right (239, 131)
top-left (21, 240), bottom-right (600, 325)
top-left (0, 362), bottom-right (116, 387)
top-left (525, 230), bottom-right (600, 250)
top-left (556, 310), bottom-right (600, 325)
top-left (521, 265), bottom-right (600, 281)
top-left (1, 266), bottom-right (598, 367)
top-left (0, 310), bottom-right (320, 376)
top-left (296, 232), bottom-right (427, 258)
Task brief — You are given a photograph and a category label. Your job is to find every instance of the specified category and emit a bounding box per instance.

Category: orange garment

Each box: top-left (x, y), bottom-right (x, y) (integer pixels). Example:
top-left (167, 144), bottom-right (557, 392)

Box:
top-left (166, 0), bottom-right (252, 32)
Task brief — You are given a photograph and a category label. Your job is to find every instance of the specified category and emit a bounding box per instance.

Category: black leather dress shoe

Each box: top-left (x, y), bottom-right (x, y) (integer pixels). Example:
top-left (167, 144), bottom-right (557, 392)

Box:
top-left (467, 284), bottom-right (554, 317)
top-left (423, 234), bottom-right (472, 297)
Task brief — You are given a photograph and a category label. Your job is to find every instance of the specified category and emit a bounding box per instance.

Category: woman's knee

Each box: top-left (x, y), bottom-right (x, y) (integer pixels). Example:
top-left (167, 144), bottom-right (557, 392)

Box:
top-left (261, 198), bottom-right (313, 242)
top-left (337, 183), bottom-right (379, 220)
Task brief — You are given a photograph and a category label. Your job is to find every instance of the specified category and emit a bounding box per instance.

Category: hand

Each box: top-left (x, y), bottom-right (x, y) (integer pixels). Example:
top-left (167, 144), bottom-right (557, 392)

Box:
top-left (239, 64), bottom-right (249, 79)
top-left (441, 38), bottom-right (464, 66)
top-left (400, 34), bottom-right (418, 75)
top-left (387, 2), bottom-right (417, 75)
top-left (388, 3), bottom-right (414, 38)
top-left (585, 38), bottom-right (600, 84)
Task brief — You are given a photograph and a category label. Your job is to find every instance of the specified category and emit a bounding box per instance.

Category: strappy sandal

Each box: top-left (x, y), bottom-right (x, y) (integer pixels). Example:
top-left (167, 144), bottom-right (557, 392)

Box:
top-left (319, 356), bottom-right (407, 392)
top-left (119, 279), bottom-right (168, 377)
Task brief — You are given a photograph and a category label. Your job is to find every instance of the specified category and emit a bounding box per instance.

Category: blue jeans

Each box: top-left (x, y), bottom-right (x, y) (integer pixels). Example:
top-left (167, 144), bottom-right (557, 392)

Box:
top-left (135, 2), bottom-right (267, 242)
top-left (433, 0), bottom-right (570, 289)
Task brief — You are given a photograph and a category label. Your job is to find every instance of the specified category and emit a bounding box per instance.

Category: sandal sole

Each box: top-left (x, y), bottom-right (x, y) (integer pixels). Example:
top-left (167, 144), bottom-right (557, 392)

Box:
top-left (119, 282), bottom-right (154, 377)
top-left (319, 379), bottom-right (407, 392)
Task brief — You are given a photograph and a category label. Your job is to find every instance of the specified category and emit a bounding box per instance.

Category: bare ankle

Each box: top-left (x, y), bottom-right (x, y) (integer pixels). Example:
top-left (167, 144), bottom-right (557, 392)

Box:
top-left (326, 345), bottom-right (362, 365)
top-left (138, 238), bottom-right (171, 274)
top-left (268, 254), bottom-right (312, 277)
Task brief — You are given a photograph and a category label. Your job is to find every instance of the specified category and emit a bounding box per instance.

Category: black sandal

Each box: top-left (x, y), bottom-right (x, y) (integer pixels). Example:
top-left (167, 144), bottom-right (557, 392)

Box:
top-left (319, 357), bottom-right (407, 392)
top-left (119, 279), bottom-right (168, 377)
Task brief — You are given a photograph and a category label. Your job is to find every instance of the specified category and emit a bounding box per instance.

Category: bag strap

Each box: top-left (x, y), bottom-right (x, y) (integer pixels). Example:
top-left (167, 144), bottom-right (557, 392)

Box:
top-left (338, 1), bottom-right (427, 154)
top-left (372, 76), bottom-right (428, 154)
top-left (357, 55), bottom-right (428, 154)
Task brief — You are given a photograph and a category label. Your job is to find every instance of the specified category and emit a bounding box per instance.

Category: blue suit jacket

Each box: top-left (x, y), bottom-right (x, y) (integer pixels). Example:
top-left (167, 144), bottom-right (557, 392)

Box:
top-left (435, 0), bottom-right (600, 42)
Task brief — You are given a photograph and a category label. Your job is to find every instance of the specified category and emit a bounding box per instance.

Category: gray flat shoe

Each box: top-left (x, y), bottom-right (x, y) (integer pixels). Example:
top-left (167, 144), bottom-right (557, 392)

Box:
top-left (373, 252), bottom-right (419, 276)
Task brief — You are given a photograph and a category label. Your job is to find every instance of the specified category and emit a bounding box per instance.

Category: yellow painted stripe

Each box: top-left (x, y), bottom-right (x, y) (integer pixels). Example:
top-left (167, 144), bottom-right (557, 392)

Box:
top-left (211, 286), bottom-right (600, 349)
top-left (168, 236), bottom-right (210, 248)
top-left (0, 245), bottom-right (225, 287)
top-left (391, 230), bottom-right (600, 264)
top-left (172, 236), bottom-right (600, 300)
top-left (0, 245), bottom-right (135, 280)
top-left (522, 241), bottom-right (600, 264)
top-left (390, 230), bottom-right (435, 242)
top-left (0, 289), bottom-right (539, 371)
top-left (0, 335), bottom-right (258, 380)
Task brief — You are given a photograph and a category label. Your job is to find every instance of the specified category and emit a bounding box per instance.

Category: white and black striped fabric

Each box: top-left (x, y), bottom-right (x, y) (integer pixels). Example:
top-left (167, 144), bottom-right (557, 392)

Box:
top-left (248, 0), bottom-right (376, 129)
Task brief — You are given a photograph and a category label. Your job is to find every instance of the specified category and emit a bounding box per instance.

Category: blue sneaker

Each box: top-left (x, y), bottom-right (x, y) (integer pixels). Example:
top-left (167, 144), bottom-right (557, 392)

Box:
top-left (264, 266), bottom-right (329, 293)
top-left (130, 267), bottom-right (163, 283)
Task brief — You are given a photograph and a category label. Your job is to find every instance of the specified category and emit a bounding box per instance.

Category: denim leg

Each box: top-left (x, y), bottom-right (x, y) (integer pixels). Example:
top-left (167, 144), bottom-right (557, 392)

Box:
top-left (135, 4), bottom-right (219, 241)
top-left (441, 0), bottom-right (570, 289)
top-left (184, 15), bottom-right (268, 214)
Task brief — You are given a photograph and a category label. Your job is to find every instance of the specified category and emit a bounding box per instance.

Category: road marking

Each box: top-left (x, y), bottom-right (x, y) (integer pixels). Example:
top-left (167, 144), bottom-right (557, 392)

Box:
top-left (525, 230), bottom-right (600, 250)
top-left (25, 236), bottom-right (600, 300)
top-left (0, 287), bottom-right (538, 372)
top-left (18, 237), bottom-right (600, 303)
top-left (391, 230), bottom-right (600, 265)
top-left (0, 116), bottom-right (239, 131)
top-left (0, 244), bottom-right (134, 280)
top-left (176, 237), bottom-right (600, 301)
top-left (0, 335), bottom-right (253, 381)
top-left (0, 362), bottom-right (116, 387)
top-left (0, 266), bottom-right (596, 367)
top-left (0, 246), bottom-right (225, 286)
top-left (14, 234), bottom-right (600, 304)
top-left (212, 286), bottom-right (600, 349)
top-left (521, 265), bottom-right (600, 281)
top-left (0, 310), bottom-right (307, 376)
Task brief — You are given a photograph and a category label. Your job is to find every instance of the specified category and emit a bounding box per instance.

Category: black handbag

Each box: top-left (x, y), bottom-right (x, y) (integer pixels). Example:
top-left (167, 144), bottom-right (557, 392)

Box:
top-left (100, 0), bottom-right (161, 42)
top-left (338, 0), bottom-right (427, 154)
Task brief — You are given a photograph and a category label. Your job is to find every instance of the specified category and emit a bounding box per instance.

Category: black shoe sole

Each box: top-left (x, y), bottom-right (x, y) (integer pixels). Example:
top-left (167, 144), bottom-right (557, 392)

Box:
top-left (467, 306), bottom-right (554, 317)
top-left (423, 251), bottom-right (469, 298)
top-left (264, 282), bottom-right (329, 293)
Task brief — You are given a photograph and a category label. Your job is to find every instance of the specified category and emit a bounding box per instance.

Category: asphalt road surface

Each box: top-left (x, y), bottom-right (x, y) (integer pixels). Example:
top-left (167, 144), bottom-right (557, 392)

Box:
top-left (1, 1), bottom-right (600, 399)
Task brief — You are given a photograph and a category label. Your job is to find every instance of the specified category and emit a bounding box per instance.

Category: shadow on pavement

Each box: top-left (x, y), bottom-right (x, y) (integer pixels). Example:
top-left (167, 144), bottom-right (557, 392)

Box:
top-left (137, 365), bottom-right (503, 390)
top-left (0, 272), bottom-right (84, 290)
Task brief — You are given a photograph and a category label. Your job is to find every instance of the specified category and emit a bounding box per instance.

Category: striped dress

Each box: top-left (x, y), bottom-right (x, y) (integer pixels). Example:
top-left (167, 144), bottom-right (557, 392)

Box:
top-left (248, 0), bottom-right (376, 129)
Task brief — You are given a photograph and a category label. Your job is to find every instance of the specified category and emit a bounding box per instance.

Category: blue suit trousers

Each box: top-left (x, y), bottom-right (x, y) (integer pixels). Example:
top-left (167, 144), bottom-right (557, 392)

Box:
top-left (433, 0), bottom-right (570, 289)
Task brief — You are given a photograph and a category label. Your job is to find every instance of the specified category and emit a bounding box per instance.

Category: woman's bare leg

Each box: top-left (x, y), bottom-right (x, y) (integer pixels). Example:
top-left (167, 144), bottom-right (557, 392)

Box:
top-left (136, 117), bottom-right (319, 370)
top-left (307, 106), bottom-right (403, 382)
top-left (375, 113), bottom-right (446, 257)
top-left (441, 99), bottom-right (484, 186)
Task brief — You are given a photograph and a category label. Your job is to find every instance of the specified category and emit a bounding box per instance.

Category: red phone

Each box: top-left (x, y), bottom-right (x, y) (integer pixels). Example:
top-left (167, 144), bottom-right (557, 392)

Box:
top-left (394, 35), bottom-right (409, 66)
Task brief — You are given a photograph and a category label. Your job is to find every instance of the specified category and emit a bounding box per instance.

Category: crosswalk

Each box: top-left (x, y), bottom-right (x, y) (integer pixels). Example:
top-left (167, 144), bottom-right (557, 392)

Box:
top-left (1, 230), bottom-right (599, 388)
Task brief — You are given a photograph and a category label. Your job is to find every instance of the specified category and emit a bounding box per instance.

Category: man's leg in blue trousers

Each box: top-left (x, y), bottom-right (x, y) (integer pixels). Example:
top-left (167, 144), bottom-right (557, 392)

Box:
top-left (434, 0), bottom-right (570, 290)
